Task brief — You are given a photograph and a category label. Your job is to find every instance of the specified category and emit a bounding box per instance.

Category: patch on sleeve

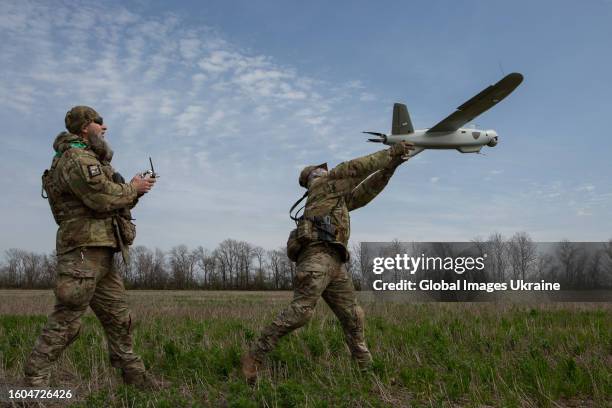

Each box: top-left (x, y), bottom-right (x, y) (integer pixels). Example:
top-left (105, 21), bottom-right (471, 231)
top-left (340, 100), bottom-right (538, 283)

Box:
top-left (87, 164), bottom-right (102, 178)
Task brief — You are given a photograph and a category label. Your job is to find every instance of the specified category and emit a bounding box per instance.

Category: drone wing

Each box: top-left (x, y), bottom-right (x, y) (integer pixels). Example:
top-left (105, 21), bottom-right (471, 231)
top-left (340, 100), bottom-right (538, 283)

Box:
top-left (427, 72), bottom-right (523, 133)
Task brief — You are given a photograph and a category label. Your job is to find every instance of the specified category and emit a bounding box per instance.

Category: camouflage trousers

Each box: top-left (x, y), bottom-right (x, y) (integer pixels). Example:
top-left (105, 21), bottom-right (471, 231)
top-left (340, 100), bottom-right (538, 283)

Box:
top-left (24, 247), bottom-right (145, 386)
top-left (251, 244), bottom-right (372, 367)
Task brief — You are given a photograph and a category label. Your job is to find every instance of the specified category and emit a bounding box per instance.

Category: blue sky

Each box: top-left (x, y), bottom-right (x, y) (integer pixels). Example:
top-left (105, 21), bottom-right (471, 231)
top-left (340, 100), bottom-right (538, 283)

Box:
top-left (1, 0), bottom-right (611, 253)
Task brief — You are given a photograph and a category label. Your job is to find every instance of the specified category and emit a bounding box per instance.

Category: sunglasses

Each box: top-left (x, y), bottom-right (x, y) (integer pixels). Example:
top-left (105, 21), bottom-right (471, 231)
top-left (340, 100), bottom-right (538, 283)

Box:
top-left (92, 117), bottom-right (104, 125)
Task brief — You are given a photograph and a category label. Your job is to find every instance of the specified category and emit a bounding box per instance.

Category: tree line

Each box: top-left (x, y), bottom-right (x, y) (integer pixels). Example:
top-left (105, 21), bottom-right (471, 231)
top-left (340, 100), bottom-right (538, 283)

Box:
top-left (359, 233), bottom-right (612, 292)
top-left (1, 233), bottom-right (611, 290)
top-left (0, 239), bottom-right (297, 290)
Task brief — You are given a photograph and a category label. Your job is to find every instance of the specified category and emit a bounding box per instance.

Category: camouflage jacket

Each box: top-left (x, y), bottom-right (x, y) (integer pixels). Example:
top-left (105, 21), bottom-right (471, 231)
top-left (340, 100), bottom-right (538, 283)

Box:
top-left (43, 132), bottom-right (138, 255)
top-left (303, 148), bottom-right (399, 258)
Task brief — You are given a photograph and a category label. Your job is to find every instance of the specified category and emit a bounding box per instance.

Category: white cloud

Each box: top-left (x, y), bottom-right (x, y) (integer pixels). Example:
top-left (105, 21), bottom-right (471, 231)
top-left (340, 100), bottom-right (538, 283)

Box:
top-left (205, 110), bottom-right (225, 128)
top-left (345, 80), bottom-right (364, 89)
top-left (0, 0), bottom-right (388, 252)
top-left (179, 38), bottom-right (202, 60)
top-left (1, 0), bottom-right (609, 253)
top-left (176, 105), bottom-right (207, 137)
top-left (359, 93), bottom-right (376, 102)
top-left (577, 184), bottom-right (595, 192)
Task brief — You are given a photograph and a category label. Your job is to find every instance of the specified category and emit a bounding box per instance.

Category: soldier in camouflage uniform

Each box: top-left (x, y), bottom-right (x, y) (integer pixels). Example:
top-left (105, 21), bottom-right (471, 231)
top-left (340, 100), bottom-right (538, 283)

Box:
top-left (241, 141), bottom-right (414, 381)
top-left (24, 106), bottom-right (156, 388)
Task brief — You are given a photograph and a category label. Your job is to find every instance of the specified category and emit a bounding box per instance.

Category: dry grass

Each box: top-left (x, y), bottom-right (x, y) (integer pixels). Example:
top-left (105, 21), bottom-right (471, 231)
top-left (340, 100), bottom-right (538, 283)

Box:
top-left (0, 290), bottom-right (610, 407)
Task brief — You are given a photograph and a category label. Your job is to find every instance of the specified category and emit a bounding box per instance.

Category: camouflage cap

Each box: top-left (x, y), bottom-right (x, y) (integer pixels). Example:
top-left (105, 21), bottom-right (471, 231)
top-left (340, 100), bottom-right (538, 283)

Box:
top-left (299, 163), bottom-right (328, 188)
top-left (65, 106), bottom-right (100, 134)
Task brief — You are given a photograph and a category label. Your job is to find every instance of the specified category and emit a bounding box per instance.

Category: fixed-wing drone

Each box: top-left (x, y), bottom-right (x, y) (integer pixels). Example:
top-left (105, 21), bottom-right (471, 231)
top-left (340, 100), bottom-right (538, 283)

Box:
top-left (364, 72), bottom-right (523, 156)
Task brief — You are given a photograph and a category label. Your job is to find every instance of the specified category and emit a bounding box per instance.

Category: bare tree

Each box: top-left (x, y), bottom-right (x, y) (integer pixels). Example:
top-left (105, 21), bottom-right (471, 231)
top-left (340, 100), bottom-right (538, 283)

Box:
top-left (345, 247), bottom-right (361, 290)
top-left (469, 237), bottom-right (490, 284)
top-left (169, 245), bottom-right (195, 289)
top-left (508, 232), bottom-right (537, 280)
top-left (556, 239), bottom-right (580, 287)
top-left (585, 249), bottom-right (603, 289)
top-left (152, 248), bottom-right (167, 289)
top-left (236, 241), bottom-right (253, 288)
top-left (252, 246), bottom-right (266, 289)
top-left (279, 249), bottom-right (295, 289)
top-left (487, 233), bottom-right (508, 282)
top-left (23, 251), bottom-right (43, 288)
top-left (268, 249), bottom-right (284, 289)
top-left (4, 249), bottom-right (25, 287)
top-left (39, 253), bottom-right (57, 288)
top-left (193, 246), bottom-right (216, 288)
top-left (131, 246), bottom-right (154, 288)
top-left (215, 239), bottom-right (240, 289)
top-left (534, 253), bottom-right (556, 281)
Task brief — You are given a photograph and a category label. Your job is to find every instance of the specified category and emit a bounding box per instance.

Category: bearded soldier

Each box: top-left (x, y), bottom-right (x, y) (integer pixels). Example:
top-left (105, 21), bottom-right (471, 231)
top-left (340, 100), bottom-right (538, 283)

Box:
top-left (241, 141), bottom-right (414, 381)
top-left (24, 106), bottom-right (156, 388)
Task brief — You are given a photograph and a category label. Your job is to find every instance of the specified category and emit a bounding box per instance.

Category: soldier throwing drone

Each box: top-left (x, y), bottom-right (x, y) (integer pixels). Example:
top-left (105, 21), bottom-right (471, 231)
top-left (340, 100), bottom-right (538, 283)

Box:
top-left (241, 141), bottom-right (414, 382)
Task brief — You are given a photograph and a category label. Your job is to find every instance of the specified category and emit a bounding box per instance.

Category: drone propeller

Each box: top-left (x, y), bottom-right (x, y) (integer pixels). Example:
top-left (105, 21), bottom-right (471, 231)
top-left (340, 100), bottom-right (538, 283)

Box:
top-left (362, 131), bottom-right (387, 143)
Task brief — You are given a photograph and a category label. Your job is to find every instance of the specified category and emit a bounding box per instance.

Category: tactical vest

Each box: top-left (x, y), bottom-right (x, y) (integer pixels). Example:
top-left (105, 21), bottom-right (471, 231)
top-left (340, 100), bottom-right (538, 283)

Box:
top-left (42, 146), bottom-right (120, 254)
top-left (305, 182), bottom-right (349, 241)
top-left (44, 149), bottom-right (123, 219)
top-left (299, 176), bottom-right (352, 260)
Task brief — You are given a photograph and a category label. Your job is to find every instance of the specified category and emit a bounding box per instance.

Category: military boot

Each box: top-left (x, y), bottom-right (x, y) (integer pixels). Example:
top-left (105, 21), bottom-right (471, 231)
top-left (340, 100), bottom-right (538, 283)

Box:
top-left (240, 352), bottom-right (263, 384)
top-left (357, 358), bottom-right (373, 372)
top-left (121, 367), bottom-right (159, 390)
top-left (354, 352), bottom-right (374, 373)
top-left (23, 367), bottom-right (50, 389)
top-left (22, 374), bottom-right (49, 388)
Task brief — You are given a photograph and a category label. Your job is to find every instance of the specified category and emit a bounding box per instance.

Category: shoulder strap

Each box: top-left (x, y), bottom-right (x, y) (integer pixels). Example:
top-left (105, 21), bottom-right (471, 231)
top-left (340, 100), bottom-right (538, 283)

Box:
top-left (289, 191), bottom-right (308, 222)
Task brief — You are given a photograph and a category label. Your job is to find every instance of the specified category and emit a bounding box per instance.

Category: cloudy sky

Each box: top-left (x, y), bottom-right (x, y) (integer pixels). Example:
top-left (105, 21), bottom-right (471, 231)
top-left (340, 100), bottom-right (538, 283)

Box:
top-left (1, 0), bottom-right (611, 254)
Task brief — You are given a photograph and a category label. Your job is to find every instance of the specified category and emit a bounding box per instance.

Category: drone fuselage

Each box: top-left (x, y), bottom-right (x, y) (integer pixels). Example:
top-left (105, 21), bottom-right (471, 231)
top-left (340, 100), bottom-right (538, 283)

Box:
top-left (385, 128), bottom-right (498, 155)
top-left (366, 73), bottom-right (522, 156)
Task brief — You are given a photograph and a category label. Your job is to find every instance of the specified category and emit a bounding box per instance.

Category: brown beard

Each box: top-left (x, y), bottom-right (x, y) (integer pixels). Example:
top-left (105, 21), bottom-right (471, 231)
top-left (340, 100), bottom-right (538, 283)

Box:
top-left (88, 132), bottom-right (114, 162)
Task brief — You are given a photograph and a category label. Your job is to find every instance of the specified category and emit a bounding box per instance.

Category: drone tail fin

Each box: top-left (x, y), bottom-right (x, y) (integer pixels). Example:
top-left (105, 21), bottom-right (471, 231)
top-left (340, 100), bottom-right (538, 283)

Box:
top-left (392, 103), bottom-right (414, 134)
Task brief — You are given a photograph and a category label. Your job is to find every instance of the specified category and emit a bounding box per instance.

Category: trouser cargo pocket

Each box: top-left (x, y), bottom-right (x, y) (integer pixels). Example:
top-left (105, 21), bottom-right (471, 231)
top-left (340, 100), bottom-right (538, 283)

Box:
top-left (54, 248), bottom-right (97, 307)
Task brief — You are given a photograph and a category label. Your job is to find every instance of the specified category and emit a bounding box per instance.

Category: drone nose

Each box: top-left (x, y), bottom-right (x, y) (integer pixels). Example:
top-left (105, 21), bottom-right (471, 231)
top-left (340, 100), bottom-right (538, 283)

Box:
top-left (486, 130), bottom-right (498, 147)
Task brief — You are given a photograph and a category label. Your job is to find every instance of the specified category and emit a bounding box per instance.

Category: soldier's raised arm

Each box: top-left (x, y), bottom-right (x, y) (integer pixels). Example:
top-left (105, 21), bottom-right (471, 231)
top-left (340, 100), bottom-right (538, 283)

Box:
top-left (61, 151), bottom-right (139, 212)
top-left (327, 149), bottom-right (390, 183)
top-left (328, 142), bottom-right (414, 186)
top-left (346, 168), bottom-right (395, 211)
top-left (346, 143), bottom-right (413, 210)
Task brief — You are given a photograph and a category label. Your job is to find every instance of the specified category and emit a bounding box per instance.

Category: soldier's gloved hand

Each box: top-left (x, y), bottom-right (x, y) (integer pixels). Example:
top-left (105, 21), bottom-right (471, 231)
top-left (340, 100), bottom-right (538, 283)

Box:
top-left (389, 141), bottom-right (415, 164)
top-left (131, 174), bottom-right (156, 196)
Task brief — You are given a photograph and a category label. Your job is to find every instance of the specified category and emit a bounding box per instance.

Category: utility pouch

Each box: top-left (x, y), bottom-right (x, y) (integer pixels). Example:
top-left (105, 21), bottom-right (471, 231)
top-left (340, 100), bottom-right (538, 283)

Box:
top-left (41, 170), bottom-right (50, 199)
top-left (312, 215), bottom-right (336, 242)
top-left (41, 169), bottom-right (61, 200)
top-left (42, 168), bottom-right (64, 224)
top-left (286, 228), bottom-right (302, 262)
top-left (115, 215), bottom-right (136, 246)
top-left (296, 217), bottom-right (315, 243)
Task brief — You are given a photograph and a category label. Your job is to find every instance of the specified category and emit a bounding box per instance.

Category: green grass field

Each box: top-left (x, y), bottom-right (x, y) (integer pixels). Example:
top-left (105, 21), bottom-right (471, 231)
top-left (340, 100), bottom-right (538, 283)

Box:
top-left (0, 290), bottom-right (610, 407)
